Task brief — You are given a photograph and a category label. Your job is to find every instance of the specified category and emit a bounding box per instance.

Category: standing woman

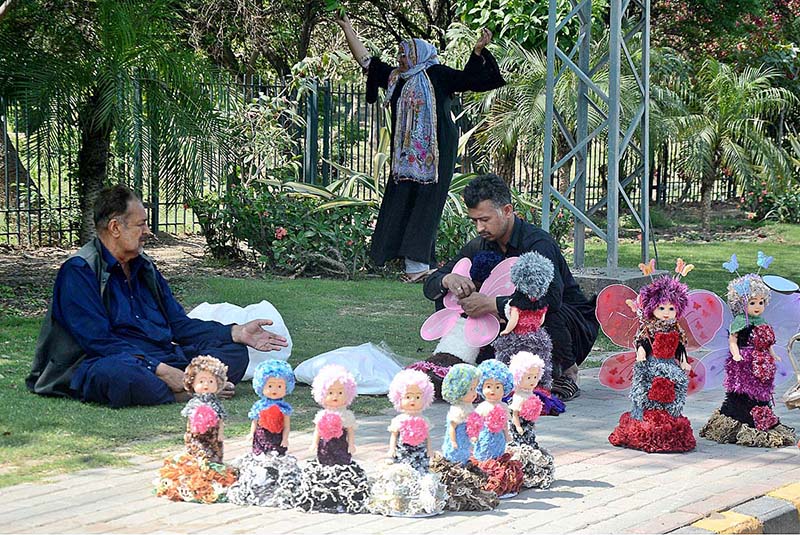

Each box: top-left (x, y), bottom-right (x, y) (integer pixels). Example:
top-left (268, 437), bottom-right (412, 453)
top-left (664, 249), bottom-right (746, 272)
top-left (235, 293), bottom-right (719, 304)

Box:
top-left (335, 15), bottom-right (505, 283)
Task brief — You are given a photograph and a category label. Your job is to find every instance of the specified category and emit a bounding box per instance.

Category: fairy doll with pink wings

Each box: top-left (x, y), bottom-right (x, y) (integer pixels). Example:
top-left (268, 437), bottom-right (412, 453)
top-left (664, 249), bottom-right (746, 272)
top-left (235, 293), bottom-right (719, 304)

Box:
top-left (699, 252), bottom-right (798, 448)
top-left (598, 259), bottom-right (725, 453)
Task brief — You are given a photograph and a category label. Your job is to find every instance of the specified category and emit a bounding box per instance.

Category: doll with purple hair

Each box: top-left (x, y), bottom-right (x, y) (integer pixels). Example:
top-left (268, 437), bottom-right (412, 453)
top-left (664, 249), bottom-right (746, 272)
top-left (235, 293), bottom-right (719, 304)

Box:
top-left (367, 369), bottom-right (447, 516)
top-left (294, 364), bottom-right (370, 513)
top-left (700, 267), bottom-right (796, 447)
top-left (608, 271), bottom-right (697, 453)
top-left (506, 351), bottom-right (555, 489)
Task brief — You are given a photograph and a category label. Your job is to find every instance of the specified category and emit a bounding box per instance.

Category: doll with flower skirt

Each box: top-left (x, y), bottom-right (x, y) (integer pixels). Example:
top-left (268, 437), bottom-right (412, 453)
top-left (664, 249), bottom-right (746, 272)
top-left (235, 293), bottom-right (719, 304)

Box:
top-left (429, 364), bottom-right (499, 511)
top-left (367, 369), bottom-right (447, 516)
top-left (506, 351), bottom-right (555, 489)
top-left (227, 360), bottom-right (304, 508)
top-left (293, 364), bottom-right (370, 513)
top-left (471, 359), bottom-right (523, 497)
top-left (155, 355), bottom-right (237, 504)
top-left (700, 263), bottom-right (796, 448)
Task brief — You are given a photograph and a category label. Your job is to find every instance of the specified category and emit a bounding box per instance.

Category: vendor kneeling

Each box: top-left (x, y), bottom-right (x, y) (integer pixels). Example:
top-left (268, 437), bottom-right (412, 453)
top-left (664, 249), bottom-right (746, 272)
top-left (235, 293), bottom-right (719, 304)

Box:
top-left (27, 185), bottom-right (287, 408)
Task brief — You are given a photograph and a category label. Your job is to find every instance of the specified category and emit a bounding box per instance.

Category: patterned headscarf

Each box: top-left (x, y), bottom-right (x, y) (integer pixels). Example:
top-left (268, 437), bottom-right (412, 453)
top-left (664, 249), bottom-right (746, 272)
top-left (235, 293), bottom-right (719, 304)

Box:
top-left (385, 38), bottom-right (440, 185)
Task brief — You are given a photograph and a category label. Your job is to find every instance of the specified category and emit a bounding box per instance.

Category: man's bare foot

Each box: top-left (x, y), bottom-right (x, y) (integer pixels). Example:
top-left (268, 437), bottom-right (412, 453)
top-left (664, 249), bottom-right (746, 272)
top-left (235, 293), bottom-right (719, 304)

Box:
top-left (218, 381), bottom-right (236, 400)
top-left (174, 391), bottom-right (191, 403)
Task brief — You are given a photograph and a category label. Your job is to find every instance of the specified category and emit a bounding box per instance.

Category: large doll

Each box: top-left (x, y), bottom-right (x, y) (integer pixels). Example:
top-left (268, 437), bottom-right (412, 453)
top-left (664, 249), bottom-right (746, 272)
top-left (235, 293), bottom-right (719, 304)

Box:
top-left (429, 364), bottom-right (499, 511)
top-left (507, 351), bottom-right (555, 489)
top-left (471, 359), bottom-right (523, 497)
top-left (155, 355), bottom-right (237, 503)
top-left (227, 360), bottom-right (304, 508)
top-left (608, 271), bottom-right (697, 453)
top-left (368, 369), bottom-right (447, 516)
top-left (700, 271), bottom-right (796, 447)
top-left (294, 364), bottom-right (371, 513)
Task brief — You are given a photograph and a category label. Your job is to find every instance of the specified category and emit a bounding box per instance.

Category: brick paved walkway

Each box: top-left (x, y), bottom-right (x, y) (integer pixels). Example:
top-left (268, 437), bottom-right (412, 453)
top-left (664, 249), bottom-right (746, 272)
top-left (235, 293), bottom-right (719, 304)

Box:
top-left (3, 368), bottom-right (799, 534)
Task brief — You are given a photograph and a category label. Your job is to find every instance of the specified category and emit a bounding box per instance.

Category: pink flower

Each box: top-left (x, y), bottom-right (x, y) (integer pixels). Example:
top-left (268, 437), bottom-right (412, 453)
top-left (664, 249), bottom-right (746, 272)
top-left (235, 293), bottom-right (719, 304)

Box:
top-left (399, 416), bottom-right (429, 446)
top-left (190, 404), bottom-right (219, 434)
top-left (751, 405), bottom-right (779, 431)
top-left (486, 404), bottom-right (508, 433)
top-left (274, 227), bottom-right (288, 240)
top-left (318, 412), bottom-right (344, 441)
top-left (466, 412), bottom-right (484, 439)
top-left (519, 396), bottom-right (543, 422)
top-left (346, 240), bottom-right (354, 246)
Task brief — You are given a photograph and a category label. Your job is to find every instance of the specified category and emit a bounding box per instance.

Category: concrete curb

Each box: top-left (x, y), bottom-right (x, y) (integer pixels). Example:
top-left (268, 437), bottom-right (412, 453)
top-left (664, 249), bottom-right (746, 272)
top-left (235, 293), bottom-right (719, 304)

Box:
top-left (671, 483), bottom-right (800, 534)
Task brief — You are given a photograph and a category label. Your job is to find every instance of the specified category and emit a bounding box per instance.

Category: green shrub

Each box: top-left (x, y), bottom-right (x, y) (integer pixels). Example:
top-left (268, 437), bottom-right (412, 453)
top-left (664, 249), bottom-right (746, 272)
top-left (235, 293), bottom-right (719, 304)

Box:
top-left (739, 180), bottom-right (800, 224)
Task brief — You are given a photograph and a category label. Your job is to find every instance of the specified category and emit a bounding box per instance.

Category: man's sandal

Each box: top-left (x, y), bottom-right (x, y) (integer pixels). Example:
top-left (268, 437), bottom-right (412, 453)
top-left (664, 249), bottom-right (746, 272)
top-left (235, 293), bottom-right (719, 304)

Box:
top-left (400, 269), bottom-right (433, 284)
top-left (552, 376), bottom-right (581, 401)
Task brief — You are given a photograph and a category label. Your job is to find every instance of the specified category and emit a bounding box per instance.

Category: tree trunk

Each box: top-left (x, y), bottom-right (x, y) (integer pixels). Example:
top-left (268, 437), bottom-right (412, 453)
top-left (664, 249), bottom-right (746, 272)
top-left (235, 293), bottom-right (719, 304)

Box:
top-left (494, 144), bottom-right (517, 185)
top-left (0, 123), bottom-right (32, 209)
top-left (77, 88), bottom-right (112, 244)
top-left (700, 170), bottom-right (716, 233)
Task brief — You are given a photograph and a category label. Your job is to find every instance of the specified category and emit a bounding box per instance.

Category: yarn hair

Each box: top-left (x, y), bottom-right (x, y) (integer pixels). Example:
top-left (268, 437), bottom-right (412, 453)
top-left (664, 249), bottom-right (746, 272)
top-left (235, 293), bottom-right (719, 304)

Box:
top-left (441, 363), bottom-right (481, 404)
top-left (470, 250), bottom-right (504, 284)
top-left (312, 364), bottom-right (358, 406)
top-left (477, 359), bottom-right (514, 397)
top-left (510, 252), bottom-right (554, 300)
top-left (726, 273), bottom-right (771, 315)
top-left (252, 359), bottom-right (296, 399)
top-left (638, 275), bottom-right (689, 319)
top-left (184, 355), bottom-right (228, 393)
top-left (509, 351), bottom-right (545, 385)
top-left (388, 369), bottom-right (435, 411)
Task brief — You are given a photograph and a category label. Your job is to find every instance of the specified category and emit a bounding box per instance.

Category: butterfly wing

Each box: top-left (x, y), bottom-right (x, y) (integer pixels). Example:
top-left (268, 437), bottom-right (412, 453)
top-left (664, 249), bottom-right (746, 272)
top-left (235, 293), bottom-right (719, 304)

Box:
top-left (699, 347), bottom-right (729, 390)
top-left (463, 315), bottom-right (502, 348)
top-left (598, 351), bottom-right (637, 390)
top-left (420, 309), bottom-right (460, 341)
top-left (479, 256), bottom-right (519, 298)
top-left (680, 290), bottom-right (725, 351)
top-left (595, 284), bottom-right (639, 349)
top-left (686, 356), bottom-right (707, 395)
top-left (763, 291), bottom-right (800, 387)
top-left (443, 258), bottom-right (474, 309)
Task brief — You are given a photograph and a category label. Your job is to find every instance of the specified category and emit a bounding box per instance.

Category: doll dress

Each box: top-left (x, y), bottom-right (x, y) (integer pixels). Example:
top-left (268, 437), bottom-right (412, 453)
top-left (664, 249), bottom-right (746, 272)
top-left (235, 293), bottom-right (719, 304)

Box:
top-left (507, 389), bottom-right (555, 489)
top-left (471, 401), bottom-right (523, 497)
top-left (387, 413), bottom-right (433, 473)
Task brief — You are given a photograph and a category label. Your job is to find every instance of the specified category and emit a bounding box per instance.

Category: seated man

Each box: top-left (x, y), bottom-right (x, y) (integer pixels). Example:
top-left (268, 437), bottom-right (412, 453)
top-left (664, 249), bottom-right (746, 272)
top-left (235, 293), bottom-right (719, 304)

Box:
top-left (27, 185), bottom-right (287, 408)
top-left (424, 174), bottom-right (598, 400)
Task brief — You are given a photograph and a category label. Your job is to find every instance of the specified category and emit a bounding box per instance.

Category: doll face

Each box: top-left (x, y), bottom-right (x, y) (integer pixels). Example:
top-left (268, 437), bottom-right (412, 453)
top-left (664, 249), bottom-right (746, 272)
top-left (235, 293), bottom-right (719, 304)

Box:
top-left (324, 380), bottom-right (347, 409)
top-left (263, 377), bottom-right (287, 400)
top-left (482, 378), bottom-right (505, 402)
top-left (401, 384), bottom-right (424, 412)
top-left (193, 370), bottom-right (219, 395)
top-left (652, 301), bottom-right (677, 321)
top-left (461, 378), bottom-right (479, 404)
top-left (747, 295), bottom-right (766, 317)
top-left (518, 367), bottom-right (542, 390)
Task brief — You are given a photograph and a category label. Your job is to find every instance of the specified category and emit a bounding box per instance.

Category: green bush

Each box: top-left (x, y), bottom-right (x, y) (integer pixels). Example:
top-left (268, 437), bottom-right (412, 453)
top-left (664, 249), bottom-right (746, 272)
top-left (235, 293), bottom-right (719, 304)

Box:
top-left (739, 179), bottom-right (800, 224)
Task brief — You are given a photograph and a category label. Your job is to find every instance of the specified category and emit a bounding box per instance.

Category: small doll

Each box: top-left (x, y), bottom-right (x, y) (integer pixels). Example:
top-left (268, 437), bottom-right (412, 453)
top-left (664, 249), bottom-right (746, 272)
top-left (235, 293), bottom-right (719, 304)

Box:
top-left (471, 359), bottom-right (523, 497)
top-left (155, 355), bottom-right (237, 503)
top-left (701, 264), bottom-right (796, 448)
top-left (294, 364), bottom-right (371, 513)
top-left (506, 351), bottom-right (555, 489)
top-left (228, 359), bottom-right (304, 508)
top-left (429, 364), bottom-right (499, 511)
top-left (368, 369), bottom-right (447, 516)
top-left (608, 268), bottom-right (697, 453)
top-left (492, 252), bottom-right (564, 413)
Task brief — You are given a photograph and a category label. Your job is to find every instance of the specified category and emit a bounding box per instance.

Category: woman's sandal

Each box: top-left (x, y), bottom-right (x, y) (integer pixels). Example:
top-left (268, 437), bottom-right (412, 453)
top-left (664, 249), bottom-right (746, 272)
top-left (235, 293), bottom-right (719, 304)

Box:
top-left (551, 376), bottom-right (581, 401)
top-left (400, 269), bottom-right (433, 284)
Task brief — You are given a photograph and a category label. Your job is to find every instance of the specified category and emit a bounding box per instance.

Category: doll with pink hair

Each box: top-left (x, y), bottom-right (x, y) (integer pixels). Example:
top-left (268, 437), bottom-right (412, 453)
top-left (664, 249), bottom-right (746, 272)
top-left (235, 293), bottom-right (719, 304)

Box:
top-left (294, 364), bottom-right (370, 513)
top-left (367, 369), bottom-right (447, 516)
top-left (506, 351), bottom-right (555, 489)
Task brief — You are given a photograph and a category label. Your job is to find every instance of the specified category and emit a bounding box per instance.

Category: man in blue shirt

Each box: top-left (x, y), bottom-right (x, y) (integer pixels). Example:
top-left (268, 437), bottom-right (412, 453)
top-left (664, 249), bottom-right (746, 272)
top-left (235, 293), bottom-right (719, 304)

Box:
top-left (27, 185), bottom-right (288, 408)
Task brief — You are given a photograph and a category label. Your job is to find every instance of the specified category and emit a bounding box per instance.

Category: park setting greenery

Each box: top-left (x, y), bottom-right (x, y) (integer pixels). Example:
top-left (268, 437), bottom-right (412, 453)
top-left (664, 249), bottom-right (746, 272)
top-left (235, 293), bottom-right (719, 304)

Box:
top-left (1, 0), bottom-right (800, 486)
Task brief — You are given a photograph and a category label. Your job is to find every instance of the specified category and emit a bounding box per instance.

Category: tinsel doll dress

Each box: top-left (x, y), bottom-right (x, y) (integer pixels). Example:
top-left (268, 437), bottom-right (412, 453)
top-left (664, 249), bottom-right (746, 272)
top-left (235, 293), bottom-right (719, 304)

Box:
top-left (227, 402), bottom-right (304, 508)
top-left (429, 402), bottom-right (499, 511)
top-left (506, 388), bottom-right (555, 489)
top-left (368, 413), bottom-right (447, 516)
top-left (155, 393), bottom-right (237, 503)
top-left (472, 400), bottom-right (523, 497)
top-left (294, 408), bottom-right (371, 513)
top-left (608, 320), bottom-right (696, 453)
top-left (700, 319), bottom-right (796, 447)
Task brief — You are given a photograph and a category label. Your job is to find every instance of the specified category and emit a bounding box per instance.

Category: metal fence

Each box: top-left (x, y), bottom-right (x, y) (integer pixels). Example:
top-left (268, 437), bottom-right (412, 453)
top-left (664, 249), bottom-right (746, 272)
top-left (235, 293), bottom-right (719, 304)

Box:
top-left (0, 77), bottom-right (735, 247)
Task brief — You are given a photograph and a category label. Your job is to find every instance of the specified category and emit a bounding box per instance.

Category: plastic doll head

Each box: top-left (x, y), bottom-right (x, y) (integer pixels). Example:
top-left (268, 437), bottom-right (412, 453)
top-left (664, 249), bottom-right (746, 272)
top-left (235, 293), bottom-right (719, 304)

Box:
top-left (652, 301), bottom-right (677, 321)
top-left (727, 273), bottom-right (771, 316)
top-left (388, 369), bottom-right (434, 412)
top-left (477, 360), bottom-right (514, 400)
top-left (183, 355), bottom-right (228, 393)
top-left (312, 364), bottom-right (358, 408)
top-left (252, 359), bottom-right (295, 400)
top-left (509, 252), bottom-right (554, 301)
top-left (638, 275), bottom-right (689, 320)
top-left (441, 363), bottom-right (481, 404)
top-left (509, 351), bottom-right (545, 391)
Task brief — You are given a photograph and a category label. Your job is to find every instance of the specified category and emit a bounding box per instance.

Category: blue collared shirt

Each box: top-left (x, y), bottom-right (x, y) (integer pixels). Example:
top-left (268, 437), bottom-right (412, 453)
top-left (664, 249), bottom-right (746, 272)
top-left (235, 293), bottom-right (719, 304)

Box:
top-left (52, 242), bottom-right (232, 372)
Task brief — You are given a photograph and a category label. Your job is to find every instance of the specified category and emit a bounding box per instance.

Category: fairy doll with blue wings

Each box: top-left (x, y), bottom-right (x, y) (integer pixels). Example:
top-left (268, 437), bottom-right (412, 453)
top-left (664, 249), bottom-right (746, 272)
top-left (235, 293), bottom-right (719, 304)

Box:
top-left (699, 252), bottom-right (798, 448)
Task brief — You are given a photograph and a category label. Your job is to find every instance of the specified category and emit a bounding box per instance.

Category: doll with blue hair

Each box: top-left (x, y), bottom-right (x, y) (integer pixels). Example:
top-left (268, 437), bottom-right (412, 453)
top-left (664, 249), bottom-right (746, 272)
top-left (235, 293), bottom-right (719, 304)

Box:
top-left (429, 364), bottom-right (499, 511)
top-left (227, 359), bottom-right (305, 508)
top-left (294, 365), bottom-right (371, 513)
top-left (368, 369), bottom-right (447, 516)
top-left (506, 351), bottom-right (555, 489)
top-left (471, 359), bottom-right (523, 497)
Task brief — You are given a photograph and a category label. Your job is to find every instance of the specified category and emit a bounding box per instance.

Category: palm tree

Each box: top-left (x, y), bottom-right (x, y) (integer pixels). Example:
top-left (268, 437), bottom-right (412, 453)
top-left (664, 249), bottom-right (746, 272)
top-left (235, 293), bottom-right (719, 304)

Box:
top-left (658, 59), bottom-right (794, 231)
top-left (0, 0), bottom-right (231, 242)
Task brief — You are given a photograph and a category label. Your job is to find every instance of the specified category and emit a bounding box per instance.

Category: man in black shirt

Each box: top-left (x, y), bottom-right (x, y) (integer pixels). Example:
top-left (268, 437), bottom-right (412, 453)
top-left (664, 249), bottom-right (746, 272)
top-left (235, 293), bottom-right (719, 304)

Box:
top-left (424, 174), bottom-right (599, 400)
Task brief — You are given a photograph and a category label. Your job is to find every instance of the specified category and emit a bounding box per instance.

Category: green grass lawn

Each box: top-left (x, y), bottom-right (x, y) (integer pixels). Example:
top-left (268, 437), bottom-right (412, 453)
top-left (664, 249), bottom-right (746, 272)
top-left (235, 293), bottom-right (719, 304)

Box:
top-left (2, 222), bottom-right (800, 487)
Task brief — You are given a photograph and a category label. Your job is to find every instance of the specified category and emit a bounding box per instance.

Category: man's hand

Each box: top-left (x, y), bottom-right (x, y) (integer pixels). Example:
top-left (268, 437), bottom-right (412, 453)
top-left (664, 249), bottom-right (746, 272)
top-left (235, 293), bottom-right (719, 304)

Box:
top-left (459, 292), bottom-right (497, 317)
top-left (473, 27), bottom-right (492, 55)
top-left (156, 362), bottom-right (185, 393)
top-left (442, 273), bottom-right (476, 298)
top-left (232, 319), bottom-right (289, 352)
